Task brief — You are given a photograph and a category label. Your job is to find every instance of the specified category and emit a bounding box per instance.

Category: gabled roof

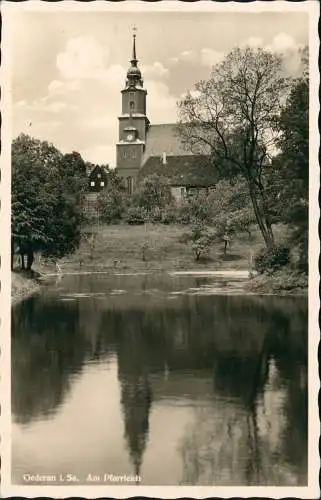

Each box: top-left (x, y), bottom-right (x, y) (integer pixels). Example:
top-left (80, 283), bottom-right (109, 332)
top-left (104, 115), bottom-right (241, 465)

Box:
top-left (88, 165), bottom-right (109, 178)
top-left (139, 154), bottom-right (218, 187)
top-left (142, 124), bottom-right (192, 163)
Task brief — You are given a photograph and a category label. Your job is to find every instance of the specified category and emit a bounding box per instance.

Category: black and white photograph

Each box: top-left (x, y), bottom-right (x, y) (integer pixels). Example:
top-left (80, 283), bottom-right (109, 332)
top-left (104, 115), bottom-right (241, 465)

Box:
top-left (1, 1), bottom-right (319, 498)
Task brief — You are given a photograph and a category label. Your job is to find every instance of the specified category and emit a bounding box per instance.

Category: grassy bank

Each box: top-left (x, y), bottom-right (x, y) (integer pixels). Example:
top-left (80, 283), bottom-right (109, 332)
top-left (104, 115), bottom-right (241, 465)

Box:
top-left (60, 223), bottom-right (268, 273)
top-left (246, 268), bottom-right (308, 296)
top-left (11, 224), bottom-right (307, 298)
top-left (11, 270), bottom-right (41, 304)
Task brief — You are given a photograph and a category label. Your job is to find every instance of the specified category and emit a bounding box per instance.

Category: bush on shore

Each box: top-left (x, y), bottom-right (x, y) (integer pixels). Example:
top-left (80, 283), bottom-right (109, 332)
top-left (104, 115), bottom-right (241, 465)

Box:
top-left (254, 244), bottom-right (290, 274)
top-left (247, 267), bottom-right (307, 295)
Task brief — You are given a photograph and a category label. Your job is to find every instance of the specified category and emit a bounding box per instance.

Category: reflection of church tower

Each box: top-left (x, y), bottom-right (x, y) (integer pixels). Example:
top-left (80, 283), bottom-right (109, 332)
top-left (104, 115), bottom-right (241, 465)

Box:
top-left (116, 30), bottom-right (150, 194)
top-left (117, 324), bottom-right (152, 480)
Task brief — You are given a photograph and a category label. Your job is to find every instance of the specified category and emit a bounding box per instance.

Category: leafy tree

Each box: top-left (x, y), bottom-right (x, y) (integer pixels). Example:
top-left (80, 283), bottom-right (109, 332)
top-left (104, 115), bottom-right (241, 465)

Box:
top-left (179, 192), bottom-right (212, 225)
top-left (178, 47), bottom-right (290, 249)
top-left (271, 47), bottom-right (309, 270)
top-left (44, 151), bottom-right (88, 259)
top-left (97, 171), bottom-right (128, 223)
top-left (185, 223), bottom-right (215, 261)
top-left (133, 174), bottom-right (173, 212)
top-left (192, 235), bottom-right (211, 262)
top-left (12, 134), bottom-right (61, 269)
top-left (12, 134), bottom-right (86, 269)
top-left (228, 207), bottom-right (256, 239)
top-left (181, 178), bottom-right (256, 239)
top-left (61, 151), bottom-right (87, 180)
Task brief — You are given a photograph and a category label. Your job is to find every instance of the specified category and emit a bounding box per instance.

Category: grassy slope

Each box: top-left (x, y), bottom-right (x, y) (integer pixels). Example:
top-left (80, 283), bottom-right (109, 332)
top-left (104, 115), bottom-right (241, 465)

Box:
top-left (60, 222), bottom-right (290, 273)
top-left (11, 224), bottom-right (306, 298)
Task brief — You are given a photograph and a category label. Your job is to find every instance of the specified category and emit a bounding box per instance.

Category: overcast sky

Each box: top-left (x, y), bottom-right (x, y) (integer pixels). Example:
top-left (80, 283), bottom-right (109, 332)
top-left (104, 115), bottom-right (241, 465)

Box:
top-left (10, 6), bottom-right (309, 166)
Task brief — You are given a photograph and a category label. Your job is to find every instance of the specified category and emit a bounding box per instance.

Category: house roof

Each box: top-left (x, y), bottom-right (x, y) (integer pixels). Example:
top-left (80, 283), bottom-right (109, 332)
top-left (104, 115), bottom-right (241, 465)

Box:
top-left (88, 165), bottom-right (109, 178)
top-left (142, 124), bottom-right (192, 164)
top-left (139, 154), bottom-right (218, 187)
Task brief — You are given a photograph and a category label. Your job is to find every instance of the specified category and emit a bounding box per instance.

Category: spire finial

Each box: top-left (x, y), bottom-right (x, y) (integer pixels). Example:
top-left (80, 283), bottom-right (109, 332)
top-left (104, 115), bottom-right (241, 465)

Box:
top-left (132, 25), bottom-right (137, 64)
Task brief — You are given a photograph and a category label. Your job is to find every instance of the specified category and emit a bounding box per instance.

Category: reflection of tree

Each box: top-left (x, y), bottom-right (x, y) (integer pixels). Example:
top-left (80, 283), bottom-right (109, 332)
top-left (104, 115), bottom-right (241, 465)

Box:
top-left (12, 296), bottom-right (87, 424)
top-left (177, 297), bottom-right (307, 486)
top-left (267, 303), bottom-right (308, 483)
top-left (178, 340), bottom-right (270, 485)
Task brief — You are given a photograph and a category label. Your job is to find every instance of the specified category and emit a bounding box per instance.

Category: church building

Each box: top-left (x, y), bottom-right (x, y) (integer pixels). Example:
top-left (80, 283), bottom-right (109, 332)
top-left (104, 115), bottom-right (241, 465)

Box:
top-left (115, 33), bottom-right (217, 201)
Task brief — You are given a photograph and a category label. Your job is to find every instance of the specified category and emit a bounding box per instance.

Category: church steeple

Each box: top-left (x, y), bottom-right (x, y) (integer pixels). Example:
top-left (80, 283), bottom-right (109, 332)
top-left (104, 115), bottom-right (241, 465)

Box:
top-left (116, 29), bottom-right (149, 193)
top-left (126, 28), bottom-right (143, 88)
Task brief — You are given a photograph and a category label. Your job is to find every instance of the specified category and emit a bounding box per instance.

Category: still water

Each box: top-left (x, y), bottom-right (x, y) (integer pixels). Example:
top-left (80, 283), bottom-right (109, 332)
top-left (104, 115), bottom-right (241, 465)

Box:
top-left (12, 273), bottom-right (308, 486)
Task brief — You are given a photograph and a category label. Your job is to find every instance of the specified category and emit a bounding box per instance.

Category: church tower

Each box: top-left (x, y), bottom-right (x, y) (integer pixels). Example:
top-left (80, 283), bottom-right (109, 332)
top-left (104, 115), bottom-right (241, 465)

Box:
top-left (116, 31), bottom-right (149, 194)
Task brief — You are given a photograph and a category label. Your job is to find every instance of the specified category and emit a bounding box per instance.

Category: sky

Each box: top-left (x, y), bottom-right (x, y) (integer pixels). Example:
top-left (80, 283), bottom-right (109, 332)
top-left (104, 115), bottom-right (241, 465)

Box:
top-left (9, 6), bottom-right (309, 167)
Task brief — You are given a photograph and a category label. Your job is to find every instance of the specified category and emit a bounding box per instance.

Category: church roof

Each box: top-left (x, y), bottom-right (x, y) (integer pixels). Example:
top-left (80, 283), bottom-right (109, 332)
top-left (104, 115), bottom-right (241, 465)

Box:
top-left (142, 124), bottom-right (192, 163)
top-left (139, 154), bottom-right (218, 187)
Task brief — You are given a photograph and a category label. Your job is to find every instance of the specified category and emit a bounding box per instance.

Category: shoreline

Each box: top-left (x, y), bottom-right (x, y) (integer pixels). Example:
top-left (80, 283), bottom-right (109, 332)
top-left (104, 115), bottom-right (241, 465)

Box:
top-left (11, 270), bottom-right (42, 305)
top-left (10, 223), bottom-right (309, 300)
top-left (11, 265), bottom-right (308, 303)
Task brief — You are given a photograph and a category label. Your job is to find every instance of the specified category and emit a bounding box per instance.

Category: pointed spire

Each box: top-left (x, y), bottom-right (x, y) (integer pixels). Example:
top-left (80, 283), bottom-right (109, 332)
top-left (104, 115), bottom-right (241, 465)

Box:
top-left (131, 26), bottom-right (138, 66)
top-left (126, 26), bottom-right (143, 88)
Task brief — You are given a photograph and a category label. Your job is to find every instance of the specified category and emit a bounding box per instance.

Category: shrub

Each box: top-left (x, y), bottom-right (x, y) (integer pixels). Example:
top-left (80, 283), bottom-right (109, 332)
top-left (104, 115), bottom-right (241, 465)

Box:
top-left (176, 194), bottom-right (212, 225)
top-left (187, 193), bottom-right (211, 224)
top-left (181, 223), bottom-right (215, 261)
top-left (176, 201), bottom-right (192, 225)
top-left (214, 215), bottom-right (229, 238)
top-left (161, 205), bottom-right (178, 225)
top-left (97, 186), bottom-right (127, 224)
top-left (133, 174), bottom-right (172, 211)
top-left (150, 206), bottom-right (162, 223)
top-left (190, 223), bottom-right (206, 242)
top-left (126, 206), bottom-right (147, 225)
top-left (254, 245), bottom-right (290, 274)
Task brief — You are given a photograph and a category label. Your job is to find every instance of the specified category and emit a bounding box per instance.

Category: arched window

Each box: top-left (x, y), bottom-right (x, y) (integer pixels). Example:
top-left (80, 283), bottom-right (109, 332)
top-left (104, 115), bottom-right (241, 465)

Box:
top-left (129, 101), bottom-right (135, 114)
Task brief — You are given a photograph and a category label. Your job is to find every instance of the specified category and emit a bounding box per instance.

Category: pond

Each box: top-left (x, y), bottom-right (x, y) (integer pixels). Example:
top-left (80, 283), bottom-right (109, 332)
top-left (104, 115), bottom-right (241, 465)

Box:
top-left (11, 272), bottom-right (308, 486)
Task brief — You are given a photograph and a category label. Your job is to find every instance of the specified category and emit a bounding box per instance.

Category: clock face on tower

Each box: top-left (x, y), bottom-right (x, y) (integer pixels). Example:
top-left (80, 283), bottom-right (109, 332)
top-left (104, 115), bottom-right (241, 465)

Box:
top-left (126, 133), bottom-right (134, 142)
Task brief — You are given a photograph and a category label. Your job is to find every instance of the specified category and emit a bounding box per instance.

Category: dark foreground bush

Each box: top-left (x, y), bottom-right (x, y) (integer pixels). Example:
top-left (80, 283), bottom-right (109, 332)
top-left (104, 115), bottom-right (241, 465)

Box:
top-left (126, 206), bottom-right (147, 225)
top-left (254, 245), bottom-right (290, 274)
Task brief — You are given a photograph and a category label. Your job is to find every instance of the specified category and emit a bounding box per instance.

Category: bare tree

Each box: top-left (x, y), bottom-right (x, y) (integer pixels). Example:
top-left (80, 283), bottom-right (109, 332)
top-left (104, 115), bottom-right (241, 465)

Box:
top-left (177, 47), bottom-right (289, 249)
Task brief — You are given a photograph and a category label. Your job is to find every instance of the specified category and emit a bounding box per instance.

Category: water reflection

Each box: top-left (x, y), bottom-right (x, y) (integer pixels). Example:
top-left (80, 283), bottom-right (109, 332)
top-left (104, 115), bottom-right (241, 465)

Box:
top-left (12, 298), bottom-right (86, 424)
top-left (116, 317), bottom-right (153, 478)
top-left (12, 274), bottom-right (307, 485)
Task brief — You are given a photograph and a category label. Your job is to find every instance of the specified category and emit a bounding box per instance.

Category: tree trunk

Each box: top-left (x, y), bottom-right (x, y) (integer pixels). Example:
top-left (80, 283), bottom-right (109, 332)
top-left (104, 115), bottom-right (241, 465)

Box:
top-left (258, 185), bottom-right (275, 246)
top-left (248, 182), bottom-right (274, 249)
top-left (26, 250), bottom-right (34, 271)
